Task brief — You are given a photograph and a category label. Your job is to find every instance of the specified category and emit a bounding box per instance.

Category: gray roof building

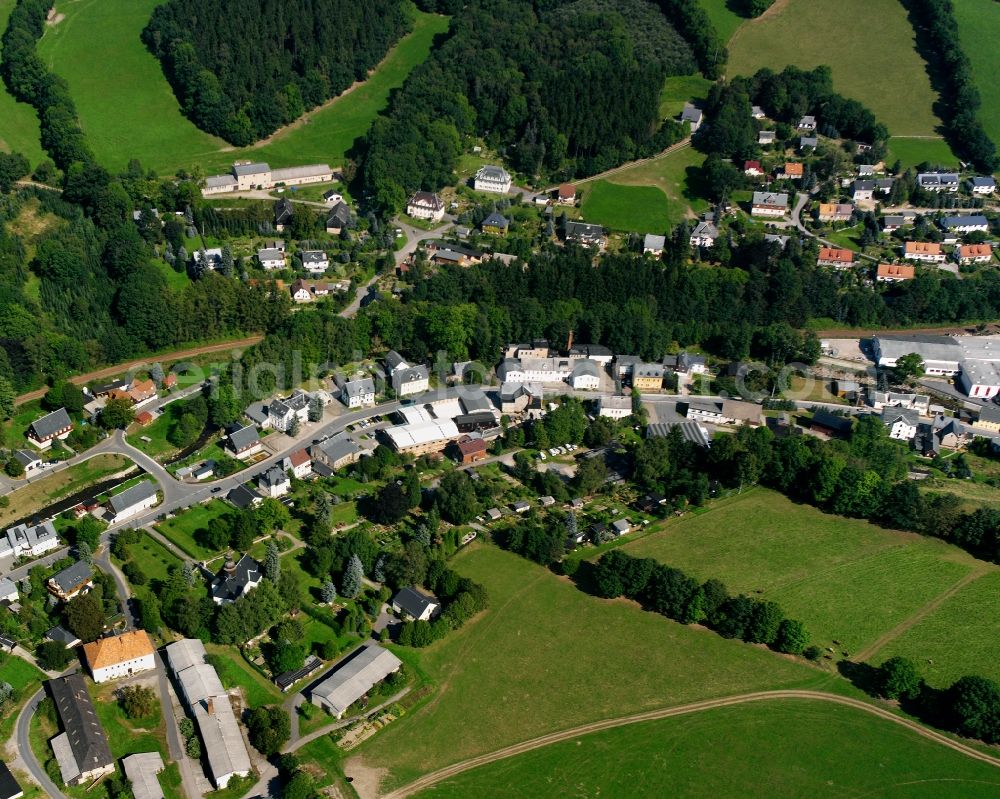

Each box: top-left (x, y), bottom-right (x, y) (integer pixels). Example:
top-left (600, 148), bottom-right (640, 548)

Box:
top-left (343, 377), bottom-right (375, 401)
top-left (326, 202), bottom-right (352, 229)
top-left (310, 643), bottom-right (403, 718)
top-left (391, 586), bottom-right (439, 619)
top-left (48, 673), bottom-right (114, 785)
top-left (122, 753), bottom-right (164, 799)
top-left (210, 554), bottom-right (261, 604)
top-left (226, 484), bottom-right (263, 509)
top-left (48, 561), bottom-right (92, 598)
top-left (226, 424), bottom-right (260, 453)
top-left (108, 480), bottom-right (158, 517)
top-left (29, 408), bottom-right (72, 441)
top-left (0, 761), bottom-right (22, 799)
top-left (645, 421), bottom-right (710, 447)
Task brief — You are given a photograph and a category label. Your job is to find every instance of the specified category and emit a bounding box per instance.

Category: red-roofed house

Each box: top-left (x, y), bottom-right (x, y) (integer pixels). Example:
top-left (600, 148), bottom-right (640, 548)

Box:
top-left (817, 247), bottom-right (855, 268)
top-left (904, 241), bottom-right (945, 263)
top-left (163, 373), bottom-right (177, 390)
top-left (956, 244), bottom-right (993, 265)
top-left (557, 184), bottom-right (576, 205)
top-left (284, 448), bottom-right (312, 479)
top-left (876, 263), bottom-right (915, 282)
top-left (743, 160), bottom-right (764, 177)
top-left (134, 410), bottom-right (154, 426)
top-left (779, 162), bottom-right (804, 180)
top-left (451, 435), bottom-right (487, 465)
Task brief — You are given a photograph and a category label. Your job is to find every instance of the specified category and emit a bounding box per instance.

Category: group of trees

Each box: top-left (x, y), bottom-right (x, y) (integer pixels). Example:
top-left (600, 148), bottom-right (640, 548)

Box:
top-left (361, 0), bottom-right (696, 212)
top-left (902, 0), bottom-right (997, 171)
top-left (395, 559), bottom-right (488, 647)
top-left (143, 0), bottom-right (410, 144)
top-left (589, 549), bottom-right (808, 653)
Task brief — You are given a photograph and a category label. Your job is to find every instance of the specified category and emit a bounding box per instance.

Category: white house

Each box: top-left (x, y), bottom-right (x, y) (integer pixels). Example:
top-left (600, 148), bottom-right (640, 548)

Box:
top-left (391, 586), bottom-right (440, 621)
top-left (598, 396), bottom-right (632, 420)
top-left (283, 449), bottom-right (312, 479)
top-left (257, 248), bottom-right (286, 270)
top-left (82, 630), bottom-right (155, 683)
top-left (917, 172), bottom-right (960, 193)
top-left (13, 449), bottom-right (44, 476)
top-left (797, 115), bottom-right (817, 131)
top-left (751, 191), bottom-right (789, 218)
top-left (257, 465), bottom-right (290, 498)
top-left (386, 351), bottom-right (430, 396)
top-left (882, 408), bottom-right (918, 440)
top-left (940, 215), bottom-right (989, 235)
top-left (339, 377), bottom-right (376, 408)
top-left (27, 408), bottom-right (73, 450)
top-left (679, 103), bottom-right (703, 133)
top-left (300, 251), bottom-right (329, 274)
top-left (107, 481), bottom-right (159, 524)
top-left (689, 220), bottom-right (718, 248)
top-left (904, 241), bottom-right (946, 263)
top-left (0, 520), bottom-right (60, 559)
top-left (268, 391), bottom-right (311, 432)
top-left (473, 165), bottom-right (512, 194)
top-left (568, 359), bottom-right (601, 390)
top-left (758, 130), bottom-right (776, 146)
top-left (969, 176), bottom-right (996, 196)
top-left (406, 191), bottom-right (445, 221)
top-left (643, 234), bottom-right (665, 256)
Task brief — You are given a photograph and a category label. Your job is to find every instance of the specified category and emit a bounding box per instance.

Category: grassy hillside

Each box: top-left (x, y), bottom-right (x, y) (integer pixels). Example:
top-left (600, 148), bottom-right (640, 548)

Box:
top-left (726, 0), bottom-right (955, 164)
top-left (36, 1), bottom-right (448, 174)
top-left (412, 700), bottom-right (1000, 798)
top-left (696, 0), bottom-right (744, 44)
top-left (351, 543), bottom-right (823, 791)
top-left (0, 0), bottom-right (43, 163)
top-left (623, 490), bottom-right (988, 656)
top-left (580, 181), bottom-right (672, 233)
top-left (954, 0), bottom-right (1000, 153)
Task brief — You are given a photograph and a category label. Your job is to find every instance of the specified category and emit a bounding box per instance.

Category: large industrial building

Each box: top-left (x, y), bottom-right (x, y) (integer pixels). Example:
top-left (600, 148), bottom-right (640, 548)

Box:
top-left (873, 334), bottom-right (1000, 399)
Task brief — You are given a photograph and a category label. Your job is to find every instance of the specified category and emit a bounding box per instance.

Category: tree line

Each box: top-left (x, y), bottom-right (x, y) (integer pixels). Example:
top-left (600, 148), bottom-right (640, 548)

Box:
top-left (361, 0), bottom-right (696, 212)
top-left (901, 0), bottom-right (998, 171)
top-left (142, 0), bottom-right (410, 144)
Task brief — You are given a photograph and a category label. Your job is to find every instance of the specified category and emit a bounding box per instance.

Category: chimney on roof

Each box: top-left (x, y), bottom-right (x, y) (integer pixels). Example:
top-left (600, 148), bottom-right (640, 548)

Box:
top-left (566, 328), bottom-right (574, 353)
top-left (206, 697), bottom-right (213, 714)
top-left (223, 557), bottom-right (236, 576)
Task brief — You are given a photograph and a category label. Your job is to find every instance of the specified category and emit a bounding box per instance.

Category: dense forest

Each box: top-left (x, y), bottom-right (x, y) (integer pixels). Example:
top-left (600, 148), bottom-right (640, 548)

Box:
top-left (361, 0), bottom-right (698, 212)
top-left (142, 0), bottom-right (411, 144)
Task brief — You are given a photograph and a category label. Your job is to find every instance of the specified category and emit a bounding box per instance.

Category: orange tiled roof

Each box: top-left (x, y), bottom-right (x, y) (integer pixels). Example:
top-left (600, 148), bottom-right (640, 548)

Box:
top-left (905, 241), bottom-right (942, 255)
top-left (877, 263), bottom-right (915, 279)
top-left (818, 247), bottom-right (854, 264)
top-left (82, 630), bottom-right (154, 670)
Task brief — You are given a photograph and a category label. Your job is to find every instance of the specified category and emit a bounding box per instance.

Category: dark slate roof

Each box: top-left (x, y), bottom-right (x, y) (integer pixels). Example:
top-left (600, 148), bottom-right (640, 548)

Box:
top-left (258, 465), bottom-right (288, 489)
top-left (0, 759), bottom-right (22, 799)
top-left (393, 586), bottom-right (438, 618)
top-left (811, 410), bottom-right (853, 436)
top-left (385, 350), bottom-right (408, 372)
top-left (46, 625), bottom-right (81, 646)
top-left (226, 484), bottom-right (263, 509)
top-left (274, 198), bottom-right (293, 224)
top-left (108, 480), bottom-right (158, 515)
top-left (326, 202), bottom-right (352, 227)
top-left (30, 408), bottom-right (72, 440)
top-left (210, 554), bottom-right (260, 603)
top-left (49, 673), bottom-right (113, 775)
top-left (227, 424), bottom-right (260, 452)
top-left (313, 434), bottom-right (360, 465)
top-left (49, 561), bottom-right (92, 594)
top-left (482, 212), bottom-right (509, 229)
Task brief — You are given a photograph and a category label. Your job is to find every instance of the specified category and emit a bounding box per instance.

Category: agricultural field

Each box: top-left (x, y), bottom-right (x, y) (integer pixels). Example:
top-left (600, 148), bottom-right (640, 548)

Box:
top-left (887, 137), bottom-right (960, 170)
top-left (579, 181), bottom-right (672, 234)
top-left (36, 0), bottom-right (448, 174)
top-left (154, 499), bottom-right (233, 560)
top-left (411, 699), bottom-right (1000, 799)
top-left (350, 543), bottom-right (823, 791)
top-left (727, 0), bottom-right (943, 138)
top-left (954, 0), bottom-right (1000, 149)
top-left (0, 0), bottom-right (43, 163)
top-left (0, 453), bottom-right (132, 527)
top-left (622, 490), bottom-right (987, 656)
top-left (877, 570), bottom-right (1000, 688)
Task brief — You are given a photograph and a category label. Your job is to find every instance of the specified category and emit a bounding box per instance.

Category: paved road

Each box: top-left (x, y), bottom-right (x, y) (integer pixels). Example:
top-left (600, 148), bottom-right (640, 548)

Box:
top-left (373, 689), bottom-right (1000, 799)
top-left (789, 193), bottom-right (878, 263)
top-left (16, 687), bottom-right (67, 799)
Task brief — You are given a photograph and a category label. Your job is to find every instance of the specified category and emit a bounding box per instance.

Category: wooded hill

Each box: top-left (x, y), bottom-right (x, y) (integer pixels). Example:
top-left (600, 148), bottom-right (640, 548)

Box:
top-left (362, 0), bottom-right (698, 212)
top-left (142, 0), bottom-right (411, 145)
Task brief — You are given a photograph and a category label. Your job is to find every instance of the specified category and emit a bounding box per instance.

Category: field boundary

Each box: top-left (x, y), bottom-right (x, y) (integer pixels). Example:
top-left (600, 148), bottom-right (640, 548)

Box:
top-left (376, 690), bottom-right (1000, 799)
top-left (853, 566), bottom-right (990, 663)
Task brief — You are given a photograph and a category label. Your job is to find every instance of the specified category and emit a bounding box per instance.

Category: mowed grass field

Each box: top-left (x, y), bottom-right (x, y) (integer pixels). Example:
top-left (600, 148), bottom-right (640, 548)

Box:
top-left (351, 544), bottom-right (823, 791)
top-left (877, 570), bottom-right (1000, 688)
top-left (727, 0), bottom-right (942, 138)
top-left (696, 0), bottom-right (745, 45)
top-left (622, 490), bottom-right (983, 655)
top-left (579, 181), bottom-right (671, 234)
top-left (0, 0), bottom-right (43, 163)
top-left (887, 137), bottom-right (960, 170)
top-left (37, 1), bottom-right (448, 173)
top-left (954, 0), bottom-right (1000, 150)
top-left (411, 699), bottom-right (1000, 799)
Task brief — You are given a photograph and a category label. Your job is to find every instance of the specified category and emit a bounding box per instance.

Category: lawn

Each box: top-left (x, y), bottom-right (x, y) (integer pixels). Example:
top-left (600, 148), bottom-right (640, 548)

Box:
top-left (580, 182), bottom-right (672, 234)
top-left (410, 699), bottom-right (1000, 799)
top-left (37, 0), bottom-right (448, 173)
top-left (91, 680), bottom-right (167, 761)
top-left (155, 500), bottom-right (234, 560)
top-left (126, 394), bottom-right (204, 458)
top-left (0, 0), bottom-right (44, 164)
top-left (351, 543), bottom-right (823, 791)
top-left (887, 137), bottom-right (960, 170)
top-left (622, 490), bottom-right (981, 655)
top-left (954, 0), bottom-right (1000, 153)
top-left (696, 0), bottom-right (745, 45)
top-left (0, 655), bottom-right (45, 742)
top-left (598, 144), bottom-right (709, 224)
top-left (726, 0), bottom-right (943, 137)
top-left (0, 453), bottom-right (131, 527)
top-left (782, 374), bottom-right (844, 405)
top-left (127, 533), bottom-right (185, 586)
top-left (659, 74), bottom-right (714, 119)
top-left (877, 570), bottom-right (1000, 688)
top-left (205, 643), bottom-right (283, 709)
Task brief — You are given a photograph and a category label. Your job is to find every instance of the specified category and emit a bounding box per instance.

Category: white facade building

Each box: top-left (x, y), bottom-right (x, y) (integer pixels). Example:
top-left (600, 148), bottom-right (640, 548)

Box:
top-left (82, 630), bottom-right (155, 683)
top-left (598, 396), bottom-right (632, 420)
top-left (473, 165), bottom-right (512, 194)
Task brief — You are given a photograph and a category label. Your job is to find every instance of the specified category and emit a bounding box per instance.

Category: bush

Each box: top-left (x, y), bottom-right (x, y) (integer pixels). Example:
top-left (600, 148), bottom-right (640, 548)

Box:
top-left (36, 640), bottom-right (72, 671)
top-left (245, 706), bottom-right (291, 756)
top-left (122, 561), bottom-right (147, 586)
top-left (119, 685), bottom-right (157, 719)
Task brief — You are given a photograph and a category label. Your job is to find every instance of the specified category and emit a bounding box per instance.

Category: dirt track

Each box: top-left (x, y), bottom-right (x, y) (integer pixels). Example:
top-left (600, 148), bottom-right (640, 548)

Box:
top-left (374, 690), bottom-right (1000, 799)
top-left (14, 335), bottom-right (263, 405)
